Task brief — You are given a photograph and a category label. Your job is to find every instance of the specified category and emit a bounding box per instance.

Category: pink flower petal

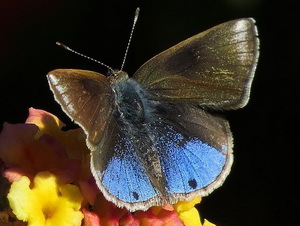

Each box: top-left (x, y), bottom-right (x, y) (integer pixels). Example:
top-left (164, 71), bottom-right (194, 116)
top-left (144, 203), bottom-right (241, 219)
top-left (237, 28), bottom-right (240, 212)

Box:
top-left (3, 168), bottom-right (24, 182)
top-left (0, 122), bottom-right (80, 184)
top-left (79, 177), bottom-right (100, 205)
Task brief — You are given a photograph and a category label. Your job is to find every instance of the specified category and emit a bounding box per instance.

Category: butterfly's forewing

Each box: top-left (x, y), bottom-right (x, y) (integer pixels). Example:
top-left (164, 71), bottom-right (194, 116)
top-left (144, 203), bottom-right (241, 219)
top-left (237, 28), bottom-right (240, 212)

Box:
top-left (47, 69), bottom-right (115, 144)
top-left (133, 18), bottom-right (259, 109)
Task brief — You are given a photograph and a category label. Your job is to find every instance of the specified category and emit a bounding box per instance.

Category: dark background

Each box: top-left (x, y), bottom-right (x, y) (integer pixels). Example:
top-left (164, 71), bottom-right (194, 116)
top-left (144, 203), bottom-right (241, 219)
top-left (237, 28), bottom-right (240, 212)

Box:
top-left (1, 0), bottom-right (299, 225)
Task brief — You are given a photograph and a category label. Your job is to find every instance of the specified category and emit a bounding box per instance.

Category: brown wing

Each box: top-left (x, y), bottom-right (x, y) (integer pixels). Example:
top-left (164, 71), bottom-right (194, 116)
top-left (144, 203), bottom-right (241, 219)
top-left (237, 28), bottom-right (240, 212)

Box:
top-left (47, 69), bottom-right (115, 145)
top-left (133, 18), bottom-right (259, 110)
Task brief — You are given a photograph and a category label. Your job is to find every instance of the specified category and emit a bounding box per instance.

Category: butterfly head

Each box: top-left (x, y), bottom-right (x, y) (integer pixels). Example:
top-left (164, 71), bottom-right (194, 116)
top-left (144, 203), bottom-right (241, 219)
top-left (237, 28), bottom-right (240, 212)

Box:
top-left (108, 70), bottom-right (129, 85)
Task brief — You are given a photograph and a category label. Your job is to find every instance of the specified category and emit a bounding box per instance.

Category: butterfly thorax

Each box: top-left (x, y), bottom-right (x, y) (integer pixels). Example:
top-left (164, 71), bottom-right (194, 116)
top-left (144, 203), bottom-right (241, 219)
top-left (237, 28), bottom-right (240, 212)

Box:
top-left (111, 72), bottom-right (156, 127)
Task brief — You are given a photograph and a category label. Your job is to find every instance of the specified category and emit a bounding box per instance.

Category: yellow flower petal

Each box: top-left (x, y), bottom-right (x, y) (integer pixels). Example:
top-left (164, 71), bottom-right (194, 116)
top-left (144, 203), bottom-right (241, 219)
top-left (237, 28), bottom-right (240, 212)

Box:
top-left (177, 205), bottom-right (201, 226)
top-left (7, 171), bottom-right (83, 226)
top-left (7, 175), bottom-right (32, 221)
top-left (173, 197), bottom-right (202, 212)
top-left (203, 219), bottom-right (216, 226)
top-left (172, 197), bottom-right (203, 226)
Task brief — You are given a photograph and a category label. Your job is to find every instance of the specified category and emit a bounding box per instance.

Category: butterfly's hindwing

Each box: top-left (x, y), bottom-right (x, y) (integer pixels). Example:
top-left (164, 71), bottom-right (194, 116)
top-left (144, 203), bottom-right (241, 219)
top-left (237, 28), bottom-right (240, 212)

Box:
top-left (90, 77), bottom-right (233, 211)
top-left (151, 105), bottom-right (233, 197)
top-left (92, 129), bottom-right (159, 204)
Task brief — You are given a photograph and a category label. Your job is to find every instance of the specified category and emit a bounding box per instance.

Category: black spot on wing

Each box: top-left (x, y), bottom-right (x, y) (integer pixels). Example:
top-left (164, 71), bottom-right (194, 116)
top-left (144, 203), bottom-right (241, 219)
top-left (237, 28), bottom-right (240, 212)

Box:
top-left (132, 191), bottom-right (139, 200)
top-left (188, 179), bottom-right (197, 189)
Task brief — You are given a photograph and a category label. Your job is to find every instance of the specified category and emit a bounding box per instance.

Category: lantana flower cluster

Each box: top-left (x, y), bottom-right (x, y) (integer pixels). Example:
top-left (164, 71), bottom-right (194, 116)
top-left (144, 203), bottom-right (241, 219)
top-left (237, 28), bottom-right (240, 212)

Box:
top-left (0, 108), bottom-right (215, 226)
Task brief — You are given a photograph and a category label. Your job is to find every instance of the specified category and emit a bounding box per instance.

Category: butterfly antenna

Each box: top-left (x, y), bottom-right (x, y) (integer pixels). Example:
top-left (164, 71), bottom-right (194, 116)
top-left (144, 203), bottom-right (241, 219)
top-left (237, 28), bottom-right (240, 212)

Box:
top-left (56, 42), bottom-right (115, 74)
top-left (120, 7), bottom-right (140, 71)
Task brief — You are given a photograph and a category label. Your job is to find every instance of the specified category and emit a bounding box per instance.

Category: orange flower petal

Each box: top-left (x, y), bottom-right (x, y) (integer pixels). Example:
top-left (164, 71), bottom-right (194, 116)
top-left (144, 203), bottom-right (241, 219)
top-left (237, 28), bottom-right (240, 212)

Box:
top-left (93, 194), bottom-right (126, 226)
top-left (82, 208), bottom-right (101, 226)
top-left (119, 212), bottom-right (140, 225)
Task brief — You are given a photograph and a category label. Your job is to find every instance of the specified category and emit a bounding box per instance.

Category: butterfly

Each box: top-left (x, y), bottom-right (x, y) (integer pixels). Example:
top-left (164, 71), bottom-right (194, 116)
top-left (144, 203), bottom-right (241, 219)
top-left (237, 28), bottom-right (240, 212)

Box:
top-left (46, 18), bottom-right (259, 212)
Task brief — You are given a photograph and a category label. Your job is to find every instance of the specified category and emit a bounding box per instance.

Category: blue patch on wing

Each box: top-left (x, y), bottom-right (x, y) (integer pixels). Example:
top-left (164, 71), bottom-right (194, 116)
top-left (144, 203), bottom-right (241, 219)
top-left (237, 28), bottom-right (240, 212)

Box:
top-left (155, 125), bottom-right (226, 193)
top-left (102, 137), bottom-right (158, 203)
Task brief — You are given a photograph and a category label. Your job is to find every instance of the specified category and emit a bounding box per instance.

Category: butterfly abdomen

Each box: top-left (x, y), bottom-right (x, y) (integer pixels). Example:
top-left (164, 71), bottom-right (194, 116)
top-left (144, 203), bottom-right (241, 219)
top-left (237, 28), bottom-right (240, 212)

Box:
top-left (110, 74), bottom-right (171, 196)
